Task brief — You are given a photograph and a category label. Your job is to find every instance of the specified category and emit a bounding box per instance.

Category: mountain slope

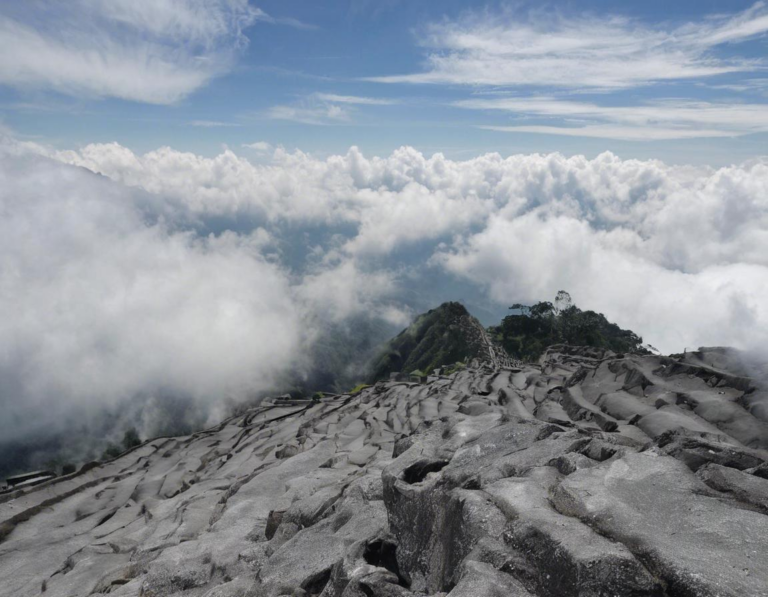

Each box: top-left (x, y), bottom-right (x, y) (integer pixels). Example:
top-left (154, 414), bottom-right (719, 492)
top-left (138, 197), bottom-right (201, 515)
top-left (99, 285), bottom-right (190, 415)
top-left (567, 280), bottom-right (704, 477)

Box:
top-left (2, 346), bottom-right (768, 596)
top-left (367, 301), bottom-right (509, 382)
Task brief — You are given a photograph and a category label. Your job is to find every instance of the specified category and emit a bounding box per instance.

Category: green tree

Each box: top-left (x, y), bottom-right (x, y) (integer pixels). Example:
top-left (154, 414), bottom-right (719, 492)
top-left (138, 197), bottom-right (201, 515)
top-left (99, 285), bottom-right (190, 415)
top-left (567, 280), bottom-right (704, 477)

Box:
top-left (493, 291), bottom-right (648, 361)
top-left (102, 443), bottom-right (122, 460)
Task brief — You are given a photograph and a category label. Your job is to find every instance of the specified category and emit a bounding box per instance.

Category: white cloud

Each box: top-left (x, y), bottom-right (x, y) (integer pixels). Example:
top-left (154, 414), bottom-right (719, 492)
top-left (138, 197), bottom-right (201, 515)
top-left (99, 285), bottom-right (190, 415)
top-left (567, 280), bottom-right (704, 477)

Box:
top-left (434, 214), bottom-right (768, 354)
top-left (296, 258), bottom-right (402, 324)
top-left (0, 0), bottom-right (262, 103)
top-left (252, 11), bottom-right (317, 30)
top-left (461, 97), bottom-right (768, 139)
top-left (3, 134), bottom-right (768, 453)
top-left (80, 0), bottom-right (265, 42)
top-left (267, 102), bottom-right (350, 125)
top-left (189, 120), bottom-right (242, 127)
top-left (0, 143), bottom-right (413, 443)
top-left (45, 141), bottom-right (768, 357)
top-left (370, 3), bottom-right (768, 89)
top-left (702, 79), bottom-right (768, 93)
top-left (314, 93), bottom-right (397, 105)
top-left (242, 141), bottom-right (273, 153)
top-left (0, 151), bottom-right (301, 442)
top-left (480, 125), bottom-right (737, 141)
top-left (266, 92), bottom-right (396, 125)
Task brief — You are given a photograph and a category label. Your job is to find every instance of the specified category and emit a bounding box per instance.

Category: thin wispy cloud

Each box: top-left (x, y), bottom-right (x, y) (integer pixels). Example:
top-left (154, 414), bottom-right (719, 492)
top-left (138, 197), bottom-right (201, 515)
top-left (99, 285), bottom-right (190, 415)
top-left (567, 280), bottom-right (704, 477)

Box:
top-left (267, 92), bottom-right (396, 124)
top-left (460, 97), bottom-right (768, 140)
top-left (267, 103), bottom-right (350, 125)
top-left (480, 125), bottom-right (736, 141)
top-left (189, 120), bottom-right (241, 127)
top-left (260, 15), bottom-right (318, 31)
top-left (700, 79), bottom-right (768, 93)
top-left (0, 1), bottom-right (310, 104)
top-left (370, 3), bottom-right (768, 89)
top-left (314, 93), bottom-right (397, 105)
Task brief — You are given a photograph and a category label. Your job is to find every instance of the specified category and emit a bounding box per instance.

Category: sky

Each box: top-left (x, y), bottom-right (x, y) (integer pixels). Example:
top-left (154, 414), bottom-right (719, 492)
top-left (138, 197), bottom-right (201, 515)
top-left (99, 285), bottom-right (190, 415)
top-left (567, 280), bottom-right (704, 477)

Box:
top-left (0, 0), bottom-right (767, 163)
top-left (0, 0), bottom-right (767, 461)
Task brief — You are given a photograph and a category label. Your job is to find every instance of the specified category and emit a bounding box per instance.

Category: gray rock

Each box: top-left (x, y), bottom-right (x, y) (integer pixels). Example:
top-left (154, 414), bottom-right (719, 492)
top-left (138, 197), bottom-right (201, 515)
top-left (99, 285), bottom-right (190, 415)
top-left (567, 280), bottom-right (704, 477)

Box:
top-left (2, 345), bottom-right (767, 597)
top-left (447, 561), bottom-right (533, 596)
top-left (485, 468), bottom-right (660, 597)
top-left (697, 462), bottom-right (768, 513)
top-left (553, 451), bottom-right (768, 597)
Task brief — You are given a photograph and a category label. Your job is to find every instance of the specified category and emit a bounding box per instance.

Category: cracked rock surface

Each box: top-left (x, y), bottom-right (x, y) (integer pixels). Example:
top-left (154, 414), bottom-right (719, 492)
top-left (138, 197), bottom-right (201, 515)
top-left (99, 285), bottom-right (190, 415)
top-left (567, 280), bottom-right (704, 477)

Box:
top-left (1, 346), bottom-right (767, 596)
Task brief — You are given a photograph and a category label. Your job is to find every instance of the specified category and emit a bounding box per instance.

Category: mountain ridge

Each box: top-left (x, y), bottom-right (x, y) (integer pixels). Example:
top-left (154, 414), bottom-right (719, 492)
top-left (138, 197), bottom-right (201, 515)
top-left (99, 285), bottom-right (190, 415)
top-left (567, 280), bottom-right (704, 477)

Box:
top-left (366, 302), bottom-right (513, 382)
top-left (366, 293), bottom-right (646, 384)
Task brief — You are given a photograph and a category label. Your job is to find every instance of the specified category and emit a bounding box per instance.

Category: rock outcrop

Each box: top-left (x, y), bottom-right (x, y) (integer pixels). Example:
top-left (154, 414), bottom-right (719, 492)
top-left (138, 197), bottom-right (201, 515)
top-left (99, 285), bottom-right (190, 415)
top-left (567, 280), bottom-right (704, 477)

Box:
top-left (367, 302), bottom-right (516, 382)
top-left (2, 346), bottom-right (768, 596)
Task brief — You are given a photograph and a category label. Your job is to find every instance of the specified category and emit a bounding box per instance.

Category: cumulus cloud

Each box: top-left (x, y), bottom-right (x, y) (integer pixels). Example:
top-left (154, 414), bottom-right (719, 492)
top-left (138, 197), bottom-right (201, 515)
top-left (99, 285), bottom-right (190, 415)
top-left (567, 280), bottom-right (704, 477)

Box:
top-left (370, 3), bottom-right (768, 89)
top-left (46, 141), bottom-right (768, 357)
top-left (0, 143), bottom-right (412, 450)
top-left (0, 0), bottom-right (262, 103)
top-left (4, 134), bottom-right (768, 458)
top-left (0, 151), bottom-right (302, 443)
top-left (436, 216), bottom-right (768, 353)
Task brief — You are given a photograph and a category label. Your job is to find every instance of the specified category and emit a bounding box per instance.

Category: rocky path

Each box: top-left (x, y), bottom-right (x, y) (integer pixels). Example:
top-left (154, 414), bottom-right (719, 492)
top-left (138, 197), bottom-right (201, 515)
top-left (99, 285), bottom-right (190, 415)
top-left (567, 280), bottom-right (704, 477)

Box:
top-left (456, 313), bottom-right (522, 371)
top-left (1, 347), bottom-right (767, 596)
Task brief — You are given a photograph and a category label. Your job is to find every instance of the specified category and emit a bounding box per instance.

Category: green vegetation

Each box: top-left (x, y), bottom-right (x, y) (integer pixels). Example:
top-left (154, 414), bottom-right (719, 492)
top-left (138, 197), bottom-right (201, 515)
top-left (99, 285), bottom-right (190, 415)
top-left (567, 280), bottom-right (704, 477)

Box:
top-left (366, 293), bottom-right (648, 384)
top-left (348, 384), bottom-right (372, 395)
top-left (101, 443), bottom-right (122, 460)
top-left (122, 427), bottom-right (141, 450)
top-left (491, 291), bottom-right (648, 361)
top-left (442, 361), bottom-right (467, 376)
top-left (367, 302), bottom-right (480, 383)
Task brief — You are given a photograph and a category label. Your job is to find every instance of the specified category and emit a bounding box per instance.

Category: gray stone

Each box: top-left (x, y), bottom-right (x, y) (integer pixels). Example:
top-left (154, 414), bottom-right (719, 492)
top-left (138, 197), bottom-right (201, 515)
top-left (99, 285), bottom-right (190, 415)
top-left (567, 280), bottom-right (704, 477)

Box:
top-left (697, 462), bottom-right (768, 513)
top-left (2, 345), bottom-right (767, 597)
top-left (553, 451), bottom-right (768, 597)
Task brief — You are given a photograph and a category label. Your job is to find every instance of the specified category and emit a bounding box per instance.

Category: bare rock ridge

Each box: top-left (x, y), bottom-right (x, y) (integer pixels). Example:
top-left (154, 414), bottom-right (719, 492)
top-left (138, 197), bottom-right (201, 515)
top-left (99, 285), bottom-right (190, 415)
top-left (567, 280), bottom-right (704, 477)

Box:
top-left (2, 345), bottom-right (768, 596)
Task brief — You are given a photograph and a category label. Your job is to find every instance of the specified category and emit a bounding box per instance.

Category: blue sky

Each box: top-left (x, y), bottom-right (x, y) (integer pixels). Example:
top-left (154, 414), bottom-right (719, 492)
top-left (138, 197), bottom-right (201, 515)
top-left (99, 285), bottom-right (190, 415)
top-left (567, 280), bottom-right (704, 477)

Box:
top-left (1, 0), bottom-right (767, 164)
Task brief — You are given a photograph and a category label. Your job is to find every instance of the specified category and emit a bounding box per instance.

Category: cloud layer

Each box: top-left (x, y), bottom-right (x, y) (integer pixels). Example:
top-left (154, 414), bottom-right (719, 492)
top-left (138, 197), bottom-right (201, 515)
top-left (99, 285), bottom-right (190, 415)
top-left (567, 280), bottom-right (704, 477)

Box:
top-left (0, 151), bottom-right (306, 443)
top-left (47, 141), bottom-right (768, 353)
top-left (3, 138), bottom-right (768, 449)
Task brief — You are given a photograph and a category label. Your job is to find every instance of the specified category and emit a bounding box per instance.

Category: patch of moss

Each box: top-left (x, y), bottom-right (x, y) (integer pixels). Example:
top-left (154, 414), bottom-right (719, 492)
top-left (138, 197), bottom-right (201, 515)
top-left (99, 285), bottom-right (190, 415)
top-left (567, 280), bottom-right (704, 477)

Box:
top-left (349, 384), bottom-right (372, 395)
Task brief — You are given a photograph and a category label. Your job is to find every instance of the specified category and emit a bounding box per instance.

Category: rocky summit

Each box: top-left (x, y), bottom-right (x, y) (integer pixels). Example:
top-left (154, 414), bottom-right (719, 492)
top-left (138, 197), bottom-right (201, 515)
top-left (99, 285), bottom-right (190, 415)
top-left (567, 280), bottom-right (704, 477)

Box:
top-left (367, 302), bottom-right (516, 383)
top-left (2, 345), bottom-right (768, 597)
